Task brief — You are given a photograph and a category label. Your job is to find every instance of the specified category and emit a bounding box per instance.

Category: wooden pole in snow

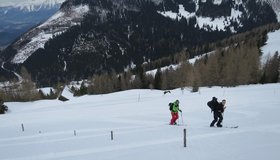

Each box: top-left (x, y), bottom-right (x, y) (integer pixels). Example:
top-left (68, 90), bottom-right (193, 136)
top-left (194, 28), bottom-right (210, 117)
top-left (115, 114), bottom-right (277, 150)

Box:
top-left (111, 131), bottom-right (114, 140)
top-left (183, 128), bottom-right (187, 147)
top-left (21, 123), bottom-right (24, 132)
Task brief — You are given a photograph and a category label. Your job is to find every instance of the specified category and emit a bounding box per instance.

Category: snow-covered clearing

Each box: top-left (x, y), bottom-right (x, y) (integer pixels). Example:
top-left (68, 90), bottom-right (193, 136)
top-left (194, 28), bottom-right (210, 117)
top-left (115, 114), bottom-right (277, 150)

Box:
top-left (1, 83), bottom-right (280, 160)
top-left (158, 4), bottom-right (242, 32)
top-left (261, 29), bottom-right (280, 65)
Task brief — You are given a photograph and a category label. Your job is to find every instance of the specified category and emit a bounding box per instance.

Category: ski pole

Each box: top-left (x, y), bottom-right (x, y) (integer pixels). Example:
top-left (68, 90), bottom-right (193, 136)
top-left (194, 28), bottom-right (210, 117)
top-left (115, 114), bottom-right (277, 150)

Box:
top-left (222, 105), bottom-right (226, 126)
top-left (180, 111), bottom-right (184, 125)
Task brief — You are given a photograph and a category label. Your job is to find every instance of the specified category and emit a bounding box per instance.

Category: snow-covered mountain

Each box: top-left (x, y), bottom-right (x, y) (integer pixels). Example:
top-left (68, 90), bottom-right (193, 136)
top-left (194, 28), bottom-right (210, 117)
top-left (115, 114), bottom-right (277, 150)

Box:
top-left (0, 0), bottom-right (66, 49)
top-left (0, 0), bottom-right (278, 85)
top-left (5, 0), bottom-right (276, 63)
top-left (0, 0), bottom-right (66, 12)
top-left (10, 4), bottom-right (89, 63)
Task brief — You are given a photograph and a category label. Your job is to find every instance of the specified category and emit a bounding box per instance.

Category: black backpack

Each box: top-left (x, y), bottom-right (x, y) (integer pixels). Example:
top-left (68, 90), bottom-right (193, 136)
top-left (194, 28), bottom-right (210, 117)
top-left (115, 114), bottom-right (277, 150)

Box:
top-left (207, 101), bottom-right (214, 110)
top-left (168, 102), bottom-right (173, 111)
top-left (207, 97), bottom-right (218, 111)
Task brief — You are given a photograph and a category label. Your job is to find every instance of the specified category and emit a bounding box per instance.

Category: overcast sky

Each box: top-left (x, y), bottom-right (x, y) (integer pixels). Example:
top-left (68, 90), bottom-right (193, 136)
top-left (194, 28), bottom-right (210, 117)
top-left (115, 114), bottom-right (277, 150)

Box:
top-left (0, 0), bottom-right (167, 8)
top-left (0, 0), bottom-right (66, 7)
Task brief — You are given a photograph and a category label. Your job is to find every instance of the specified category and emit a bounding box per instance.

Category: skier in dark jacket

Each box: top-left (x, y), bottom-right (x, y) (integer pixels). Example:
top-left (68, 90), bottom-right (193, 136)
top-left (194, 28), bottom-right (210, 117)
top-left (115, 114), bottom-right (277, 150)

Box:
top-left (207, 97), bottom-right (219, 111)
top-left (170, 100), bottom-right (182, 125)
top-left (210, 99), bottom-right (226, 127)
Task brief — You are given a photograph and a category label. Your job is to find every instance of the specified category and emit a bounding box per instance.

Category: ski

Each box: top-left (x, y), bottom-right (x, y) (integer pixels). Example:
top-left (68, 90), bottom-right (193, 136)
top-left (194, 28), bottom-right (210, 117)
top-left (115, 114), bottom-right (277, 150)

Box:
top-left (167, 123), bottom-right (187, 127)
top-left (209, 125), bottom-right (238, 128)
top-left (224, 126), bottom-right (238, 128)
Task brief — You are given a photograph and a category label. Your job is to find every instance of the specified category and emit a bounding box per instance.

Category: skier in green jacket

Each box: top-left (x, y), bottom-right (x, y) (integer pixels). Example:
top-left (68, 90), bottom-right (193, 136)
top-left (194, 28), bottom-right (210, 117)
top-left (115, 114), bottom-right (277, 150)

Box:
top-left (170, 100), bottom-right (182, 125)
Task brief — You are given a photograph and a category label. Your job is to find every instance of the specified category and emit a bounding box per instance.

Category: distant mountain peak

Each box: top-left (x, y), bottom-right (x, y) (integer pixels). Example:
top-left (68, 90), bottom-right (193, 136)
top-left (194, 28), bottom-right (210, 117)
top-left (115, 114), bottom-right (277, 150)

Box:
top-left (11, 4), bottom-right (90, 64)
top-left (0, 0), bottom-right (66, 12)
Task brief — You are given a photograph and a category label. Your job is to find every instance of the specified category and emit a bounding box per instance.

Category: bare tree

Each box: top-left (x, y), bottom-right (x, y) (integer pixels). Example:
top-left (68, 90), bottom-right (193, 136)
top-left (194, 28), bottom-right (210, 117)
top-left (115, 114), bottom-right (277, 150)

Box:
top-left (19, 67), bottom-right (40, 101)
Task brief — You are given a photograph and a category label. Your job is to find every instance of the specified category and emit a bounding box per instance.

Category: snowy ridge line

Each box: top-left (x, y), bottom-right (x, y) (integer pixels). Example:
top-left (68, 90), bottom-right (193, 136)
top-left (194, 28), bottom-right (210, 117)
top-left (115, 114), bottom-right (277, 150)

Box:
top-left (0, 0), bottom-right (65, 9)
top-left (10, 91), bottom-right (177, 113)
top-left (11, 4), bottom-right (90, 64)
top-left (66, 90), bottom-right (183, 108)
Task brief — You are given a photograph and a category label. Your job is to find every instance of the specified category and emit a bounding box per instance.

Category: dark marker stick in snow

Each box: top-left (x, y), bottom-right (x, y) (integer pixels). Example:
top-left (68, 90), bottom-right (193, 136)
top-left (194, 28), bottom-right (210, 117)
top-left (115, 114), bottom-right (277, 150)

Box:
top-left (111, 131), bottom-right (113, 140)
top-left (21, 123), bottom-right (24, 132)
top-left (183, 128), bottom-right (187, 147)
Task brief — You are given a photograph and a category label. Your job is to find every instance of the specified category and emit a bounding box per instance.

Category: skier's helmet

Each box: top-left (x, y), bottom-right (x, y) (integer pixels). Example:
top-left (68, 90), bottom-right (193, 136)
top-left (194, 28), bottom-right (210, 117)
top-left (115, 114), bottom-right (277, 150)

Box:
top-left (175, 100), bottom-right (179, 104)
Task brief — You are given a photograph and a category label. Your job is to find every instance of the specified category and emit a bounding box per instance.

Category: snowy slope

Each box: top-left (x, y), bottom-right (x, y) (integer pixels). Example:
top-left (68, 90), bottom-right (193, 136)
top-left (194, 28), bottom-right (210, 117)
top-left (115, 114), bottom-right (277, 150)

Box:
top-left (261, 28), bottom-right (280, 65)
top-left (1, 84), bottom-right (280, 160)
top-left (11, 4), bottom-right (89, 63)
top-left (0, 0), bottom-right (65, 48)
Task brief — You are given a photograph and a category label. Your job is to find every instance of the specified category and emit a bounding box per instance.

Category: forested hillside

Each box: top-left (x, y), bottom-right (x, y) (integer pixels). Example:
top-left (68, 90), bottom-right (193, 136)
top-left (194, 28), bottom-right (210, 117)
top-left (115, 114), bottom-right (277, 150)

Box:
top-left (0, 0), bottom-right (277, 86)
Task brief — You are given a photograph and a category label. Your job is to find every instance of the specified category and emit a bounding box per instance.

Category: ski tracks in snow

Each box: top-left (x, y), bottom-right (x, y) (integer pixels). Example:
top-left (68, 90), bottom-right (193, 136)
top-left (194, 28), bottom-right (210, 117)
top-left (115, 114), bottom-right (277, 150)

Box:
top-left (1, 120), bottom-right (280, 160)
top-left (0, 123), bottom-right (184, 160)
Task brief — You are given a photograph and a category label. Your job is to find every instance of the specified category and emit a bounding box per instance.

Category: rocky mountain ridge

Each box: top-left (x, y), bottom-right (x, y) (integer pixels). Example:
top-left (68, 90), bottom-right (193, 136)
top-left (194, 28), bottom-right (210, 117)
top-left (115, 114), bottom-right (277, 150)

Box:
top-left (0, 0), bottom-right (66, 48)
top-left (0, 0), bottom-right (66, 11)
top-left (0, 0), bottom-right (278, 86)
